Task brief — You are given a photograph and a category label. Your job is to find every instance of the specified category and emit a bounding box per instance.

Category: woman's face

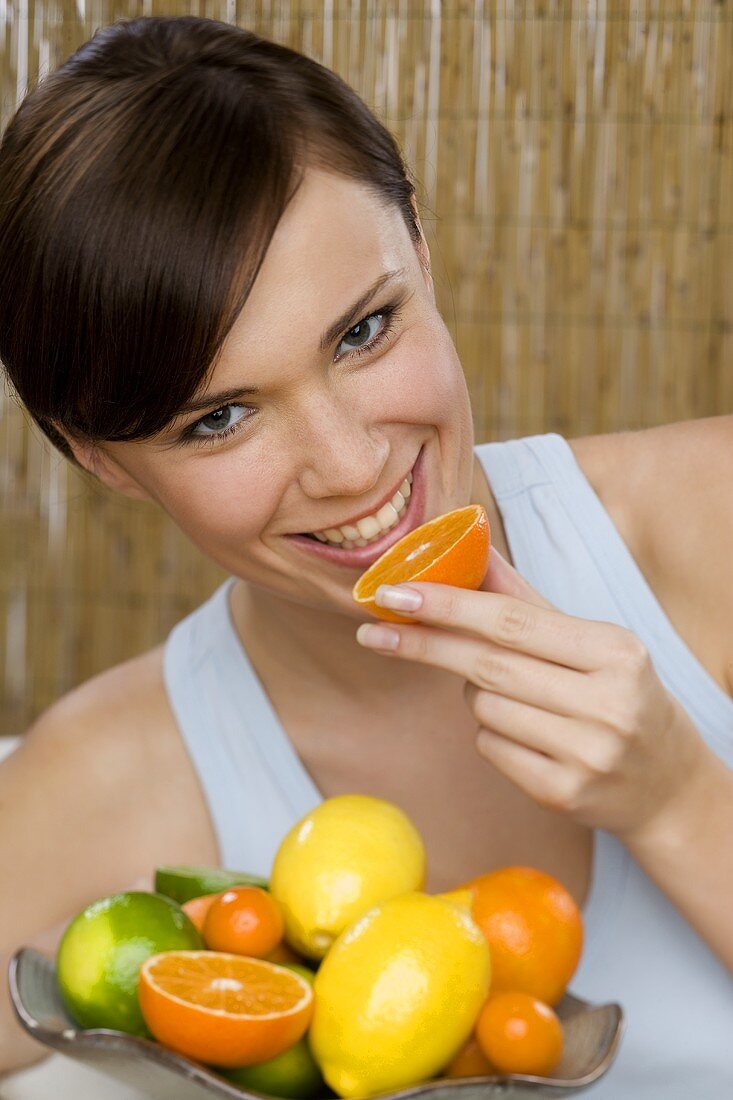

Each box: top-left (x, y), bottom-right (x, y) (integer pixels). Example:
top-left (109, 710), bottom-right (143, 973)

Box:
top-left (89, 166), bottom-right (475, 620)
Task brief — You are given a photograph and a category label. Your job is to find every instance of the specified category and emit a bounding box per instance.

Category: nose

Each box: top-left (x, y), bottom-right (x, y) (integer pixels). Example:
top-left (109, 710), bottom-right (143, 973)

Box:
top-left (294, 393), bottom-right (390, 500)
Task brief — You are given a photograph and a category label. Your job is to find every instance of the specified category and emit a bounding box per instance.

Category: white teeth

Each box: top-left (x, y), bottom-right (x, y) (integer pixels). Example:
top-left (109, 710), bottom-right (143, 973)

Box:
top-left (376, 501), bottom-right (400, 529)
top-left (356, 515), bottom-right (382, 540)
top-left (308, 462), bottom-right (416, 546)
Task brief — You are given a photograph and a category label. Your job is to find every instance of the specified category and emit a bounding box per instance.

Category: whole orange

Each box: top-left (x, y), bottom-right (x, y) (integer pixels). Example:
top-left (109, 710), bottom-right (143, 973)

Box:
top-left (475, 991), bottom-right (563, 1077)
top-left (203, 885), bottom-right (285, 957)
top-left (460, 866), bottom-right (583, 1005)
top-left (442, 1034), bottom-right (497, 1078)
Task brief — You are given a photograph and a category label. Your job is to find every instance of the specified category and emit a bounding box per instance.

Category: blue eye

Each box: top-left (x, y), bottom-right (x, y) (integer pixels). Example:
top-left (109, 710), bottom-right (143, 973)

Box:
top-left (183, 403), bottom-right (251, 446)
top-left (336, 312), bottom-right (391, 358)
top-left (181, 303), bottom-right (400, 448)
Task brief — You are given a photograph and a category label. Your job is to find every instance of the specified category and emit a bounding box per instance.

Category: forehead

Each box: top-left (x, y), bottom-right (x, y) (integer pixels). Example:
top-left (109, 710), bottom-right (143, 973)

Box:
top-left (214, 166), bottom-right (412, 381)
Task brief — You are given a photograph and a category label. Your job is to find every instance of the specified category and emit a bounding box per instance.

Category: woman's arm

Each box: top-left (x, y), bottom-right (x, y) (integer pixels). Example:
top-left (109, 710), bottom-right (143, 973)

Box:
top-left (0, 657), bottom-right (217, 1074)
top-left (0, 706), bottom-right (146, 1071)
top-left (619, 744), bottom-right (733, 972)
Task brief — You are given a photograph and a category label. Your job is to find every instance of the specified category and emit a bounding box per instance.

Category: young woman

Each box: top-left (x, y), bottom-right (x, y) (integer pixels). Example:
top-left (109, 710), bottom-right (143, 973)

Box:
top-left (0, 15), bottom-right (731, 1094)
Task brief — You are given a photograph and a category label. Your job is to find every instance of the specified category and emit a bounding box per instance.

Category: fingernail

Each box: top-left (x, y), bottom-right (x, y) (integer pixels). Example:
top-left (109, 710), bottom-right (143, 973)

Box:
top-left (375, 584), bottom-right (423, 612)
top-left (356, 623), bottom-right (400, 651)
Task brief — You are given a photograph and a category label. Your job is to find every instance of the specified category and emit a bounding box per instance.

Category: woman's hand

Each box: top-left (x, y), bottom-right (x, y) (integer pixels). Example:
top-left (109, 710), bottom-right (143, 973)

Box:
top-left (355, 548), bottom-right (709, 842)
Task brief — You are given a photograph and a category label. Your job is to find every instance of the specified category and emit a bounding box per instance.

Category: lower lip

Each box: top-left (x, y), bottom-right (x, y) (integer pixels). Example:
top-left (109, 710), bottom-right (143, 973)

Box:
top-left (284, 447), bottom-right (427, 570)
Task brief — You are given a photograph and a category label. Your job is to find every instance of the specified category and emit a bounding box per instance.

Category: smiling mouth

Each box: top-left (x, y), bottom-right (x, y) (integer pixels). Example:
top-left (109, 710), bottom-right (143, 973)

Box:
top-left (299, 463), bottom-right (417, 549)
top-left (303, 474), bottom-right (413, 549)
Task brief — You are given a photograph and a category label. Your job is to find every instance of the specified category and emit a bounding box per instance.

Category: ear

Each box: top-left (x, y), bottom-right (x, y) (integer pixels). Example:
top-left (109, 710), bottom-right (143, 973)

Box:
top-left (408, 193), bottom-right (434, 297)
top-left (59, 431), bottom-right (155, 503)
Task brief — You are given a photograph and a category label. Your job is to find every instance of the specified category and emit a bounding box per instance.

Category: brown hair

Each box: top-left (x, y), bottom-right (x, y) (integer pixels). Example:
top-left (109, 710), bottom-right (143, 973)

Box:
top-left (0, 16), bottom-right (422, 465)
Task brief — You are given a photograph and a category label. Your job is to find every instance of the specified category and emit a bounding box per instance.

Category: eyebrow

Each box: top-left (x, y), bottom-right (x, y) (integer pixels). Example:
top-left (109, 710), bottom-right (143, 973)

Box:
top-left (318, 266), bottom-right (407, 352)
top-left (176, 267), bottom-right (408, 418)
top-left (176, 385), bottom-right (260, 418)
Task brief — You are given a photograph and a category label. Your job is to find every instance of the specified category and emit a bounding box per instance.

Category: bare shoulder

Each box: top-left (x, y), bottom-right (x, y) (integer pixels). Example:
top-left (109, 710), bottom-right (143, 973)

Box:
top-left (569, 414), bottom-right (733, 498)
top-left (42, 643), bottom-right (177, 746)
top-left (26, 644), bottom-right (174, 784)
top-left (568, 415), bottom-right (733, 696)
top-left (2, 642), bottom-right (215, 928)
top-left (568, 414), bottom-right (733, 547)
top-left (32, 642), bottom-right (216, 858)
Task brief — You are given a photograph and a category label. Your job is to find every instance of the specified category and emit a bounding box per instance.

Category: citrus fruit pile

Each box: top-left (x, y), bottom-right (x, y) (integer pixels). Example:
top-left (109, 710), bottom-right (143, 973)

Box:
top-left (55, 793), bottom-right (583, 1098)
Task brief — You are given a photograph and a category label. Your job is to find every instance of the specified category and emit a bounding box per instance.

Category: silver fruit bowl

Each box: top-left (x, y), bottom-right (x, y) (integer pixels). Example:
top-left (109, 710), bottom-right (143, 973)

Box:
top-left (9, 948), bottom-right (623, 1099)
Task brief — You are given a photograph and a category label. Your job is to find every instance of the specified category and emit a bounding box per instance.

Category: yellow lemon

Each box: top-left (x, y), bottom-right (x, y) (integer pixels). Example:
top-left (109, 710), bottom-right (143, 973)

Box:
top-left (309, 891), bottom-right (491, 1098)
top-left (270, 795), bottom-right (426, 960)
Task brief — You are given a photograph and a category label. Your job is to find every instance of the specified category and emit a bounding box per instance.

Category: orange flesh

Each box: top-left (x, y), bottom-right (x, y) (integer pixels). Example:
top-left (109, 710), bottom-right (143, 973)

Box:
top-left (143, 952), bottom-right (309, 1017)
top-left (353, 505), bottom-right (490, 622)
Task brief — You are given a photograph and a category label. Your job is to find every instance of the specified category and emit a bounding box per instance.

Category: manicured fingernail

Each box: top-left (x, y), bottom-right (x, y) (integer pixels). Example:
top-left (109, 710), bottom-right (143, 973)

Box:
top-left (356, 623), bottom-right (400, 651)
top-left (374, 584), bottom-right (423, 612)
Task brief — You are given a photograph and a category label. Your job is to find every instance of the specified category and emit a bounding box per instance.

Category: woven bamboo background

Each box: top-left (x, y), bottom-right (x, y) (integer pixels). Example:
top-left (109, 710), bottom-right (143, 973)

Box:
top-left (1, 1), bottom-right (732, 735)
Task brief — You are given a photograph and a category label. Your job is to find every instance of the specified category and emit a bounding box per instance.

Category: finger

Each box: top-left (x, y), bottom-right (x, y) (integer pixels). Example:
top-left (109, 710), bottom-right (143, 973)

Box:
top-left (358, 621), bottom-right (597, 718)
top-left (469, 689), bottom-right (589, 764)
top-left (473, 691), bottom-right (562, 757)
top-left (373, 581), bottom-right (622, 672)
top-left (475, 727), bottom-right (570, 806)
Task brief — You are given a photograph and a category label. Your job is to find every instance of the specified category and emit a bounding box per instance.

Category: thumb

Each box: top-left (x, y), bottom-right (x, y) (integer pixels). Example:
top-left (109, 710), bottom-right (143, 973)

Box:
top-left (481, 546), bottom-right (555, 610)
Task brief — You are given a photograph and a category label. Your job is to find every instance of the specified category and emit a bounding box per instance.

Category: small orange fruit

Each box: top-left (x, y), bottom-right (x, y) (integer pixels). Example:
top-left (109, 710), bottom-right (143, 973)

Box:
top-left (352, 504), bottom-right (491, 623)
top-left (443, 1034), bottom-right (497, 1078)
top-left (182, 893), bottom-right (219, 934)
top-left (475, 992), bottom-right (563, 1077)
top-left (461, 866), bottom-right (583, 1005)
top-left (138, 951), bottom-right (313, 1067)
top-left (203, 885), bottom-right (285, 958)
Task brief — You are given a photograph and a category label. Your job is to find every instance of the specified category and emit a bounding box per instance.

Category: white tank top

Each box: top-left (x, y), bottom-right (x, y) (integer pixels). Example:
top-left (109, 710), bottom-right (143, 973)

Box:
top-left (163, 432), bottom-right (733, 1097)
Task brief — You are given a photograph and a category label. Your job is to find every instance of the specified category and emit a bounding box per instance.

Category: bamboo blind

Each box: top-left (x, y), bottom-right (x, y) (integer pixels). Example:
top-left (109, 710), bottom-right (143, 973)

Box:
top-left (1, 1), bottom-right (731, 735)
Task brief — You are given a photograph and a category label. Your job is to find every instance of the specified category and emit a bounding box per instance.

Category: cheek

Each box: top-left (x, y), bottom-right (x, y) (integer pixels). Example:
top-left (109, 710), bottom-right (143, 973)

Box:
top-left (378, 321), bottom-right (471, 426)
top-left (154, 454), bottom-right (279, 548)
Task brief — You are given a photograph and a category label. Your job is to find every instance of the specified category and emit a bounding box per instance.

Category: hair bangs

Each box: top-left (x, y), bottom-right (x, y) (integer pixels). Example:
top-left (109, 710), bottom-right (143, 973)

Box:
top-left (14, 72), bottom-right (302, 448)
top-left (0, 17), bottom-right (421, 465)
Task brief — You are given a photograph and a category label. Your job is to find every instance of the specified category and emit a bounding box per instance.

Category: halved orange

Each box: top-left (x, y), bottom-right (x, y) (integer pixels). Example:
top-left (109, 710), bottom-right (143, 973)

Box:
top-left (353, 504), bottom-right (491, 623)
top-left (138, 951), bottom-right (313, 1068)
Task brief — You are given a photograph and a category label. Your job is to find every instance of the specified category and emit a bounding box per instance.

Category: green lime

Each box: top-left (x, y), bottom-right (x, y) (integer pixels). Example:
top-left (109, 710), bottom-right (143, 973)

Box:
top-left (221, 1037), bottom-right (325, 1098)
top-left (56, 891), bottom-right (203, 1035)
top-left (155, 865), bottom-right (269, 904)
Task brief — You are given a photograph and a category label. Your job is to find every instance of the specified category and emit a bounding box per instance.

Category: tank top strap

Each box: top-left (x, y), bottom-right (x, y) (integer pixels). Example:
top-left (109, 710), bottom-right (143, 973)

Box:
top-left (162, 578), bottom-right (321, 873)
top-left (476, 432), bottom-right (733, 764)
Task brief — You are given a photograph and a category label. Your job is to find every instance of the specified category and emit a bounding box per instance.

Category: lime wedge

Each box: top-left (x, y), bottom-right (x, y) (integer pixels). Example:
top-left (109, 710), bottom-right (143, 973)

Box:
top-left (154, 865), bottom-right (269, 904)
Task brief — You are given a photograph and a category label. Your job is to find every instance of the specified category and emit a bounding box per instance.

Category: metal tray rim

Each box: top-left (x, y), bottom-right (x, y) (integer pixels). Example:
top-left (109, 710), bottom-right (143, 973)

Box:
top-left (9, 947), bottom-right (624, 1098)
